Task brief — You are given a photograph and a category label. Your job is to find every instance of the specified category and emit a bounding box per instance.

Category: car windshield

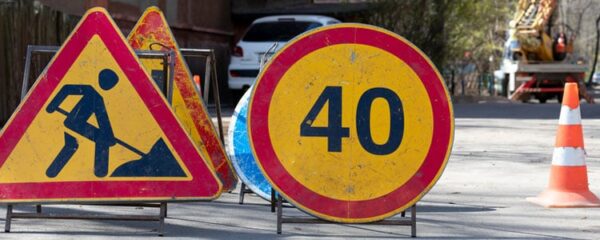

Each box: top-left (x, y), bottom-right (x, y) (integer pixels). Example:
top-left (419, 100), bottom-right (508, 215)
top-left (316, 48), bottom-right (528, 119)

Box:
top-left (243, 21), bottom-right (323, 42)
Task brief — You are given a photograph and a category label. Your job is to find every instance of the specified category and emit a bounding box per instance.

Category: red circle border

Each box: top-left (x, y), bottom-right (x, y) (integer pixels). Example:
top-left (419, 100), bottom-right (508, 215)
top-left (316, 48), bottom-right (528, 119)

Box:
top-left (249, 25), bottom-right (452, 220)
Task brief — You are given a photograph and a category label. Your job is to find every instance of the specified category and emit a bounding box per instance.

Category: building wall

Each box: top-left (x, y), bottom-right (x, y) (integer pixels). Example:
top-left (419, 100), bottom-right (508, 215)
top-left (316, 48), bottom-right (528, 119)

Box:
top-left (0, 1), bottom-right (79, 128)
top-left (0, 0), bottom-right (234, 127)
top-left (40, 0), bottom-right (235, 102)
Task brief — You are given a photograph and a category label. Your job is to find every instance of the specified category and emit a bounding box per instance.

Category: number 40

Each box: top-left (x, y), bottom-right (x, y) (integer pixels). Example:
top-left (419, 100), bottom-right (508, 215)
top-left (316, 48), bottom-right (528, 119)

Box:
top-left (300, 86), bottom-right (404, 155)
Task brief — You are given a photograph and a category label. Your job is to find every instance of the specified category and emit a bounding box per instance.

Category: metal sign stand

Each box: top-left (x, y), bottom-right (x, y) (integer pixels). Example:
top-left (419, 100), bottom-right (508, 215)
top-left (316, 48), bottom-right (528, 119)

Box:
top-left (179, 48), bottom-right (225, 142)
top-left (5, 203), bottom-right (168, 235)
top-left (237, 44), bottom-right (279, 206)
top-left (20, 45), bottom-right (176, 103)
top-left (237, 185), bottom-right (275, 211)
top-left (33, 202), bottom-right (166, 218)
top-left (274, 194), bottom-right (417, 237)
top-left (3, 45), bottom-right (179, 236)
top-left (237, 184), bottom-right (276, 212)
top-left (238, 183), bottom-right (254, 204)
top-left (19, 47), bottom-right (225, 138)
top-left (269, 188), bottom-right (284, 213)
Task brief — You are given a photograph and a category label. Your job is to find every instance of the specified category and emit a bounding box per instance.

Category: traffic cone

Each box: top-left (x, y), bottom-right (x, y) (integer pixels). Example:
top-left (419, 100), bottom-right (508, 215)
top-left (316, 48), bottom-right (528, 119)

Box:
top-left (527, 83), bottom-right (600, 207)
top-left (193, 75), bottom-right (202, 94)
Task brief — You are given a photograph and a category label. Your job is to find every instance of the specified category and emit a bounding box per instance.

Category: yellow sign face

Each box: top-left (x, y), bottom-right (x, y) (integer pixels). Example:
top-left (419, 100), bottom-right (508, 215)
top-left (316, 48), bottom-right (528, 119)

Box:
top-left (0, 8), bottom-right (221, 203)
top-left (0, 35), bottom-right (192, 182)
top-left (268, 44), bottom-right (434, 201)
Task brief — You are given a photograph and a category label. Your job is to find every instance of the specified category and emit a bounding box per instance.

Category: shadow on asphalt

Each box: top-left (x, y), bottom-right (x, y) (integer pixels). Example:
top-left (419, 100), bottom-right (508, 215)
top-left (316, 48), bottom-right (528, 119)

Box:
top-left (418, 217), bottom-right (582, 240)
top-left (417, 203), bottom-right (496, 213)
top-left (0, 202), bottom-right (582, 239)
top-left (454, 103), bottom-right (600, 119)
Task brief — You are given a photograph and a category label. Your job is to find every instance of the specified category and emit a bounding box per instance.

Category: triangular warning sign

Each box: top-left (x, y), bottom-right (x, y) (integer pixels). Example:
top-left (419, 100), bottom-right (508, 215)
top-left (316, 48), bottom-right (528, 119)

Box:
top-left (0, 8), bottom-right (222, 203)
top-left (128, 7), bottom-right (238, 191)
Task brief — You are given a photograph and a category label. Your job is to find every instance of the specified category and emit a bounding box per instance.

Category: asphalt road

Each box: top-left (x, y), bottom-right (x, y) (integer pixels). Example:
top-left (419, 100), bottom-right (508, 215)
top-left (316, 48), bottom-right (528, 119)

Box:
top-left (1, 101), bottom-right (600, 239)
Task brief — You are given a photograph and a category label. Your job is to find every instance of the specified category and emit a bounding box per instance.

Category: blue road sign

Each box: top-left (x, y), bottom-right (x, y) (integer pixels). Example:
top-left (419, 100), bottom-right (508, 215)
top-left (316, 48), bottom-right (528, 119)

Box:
top-left (226, 88), bottom-right (272, 200)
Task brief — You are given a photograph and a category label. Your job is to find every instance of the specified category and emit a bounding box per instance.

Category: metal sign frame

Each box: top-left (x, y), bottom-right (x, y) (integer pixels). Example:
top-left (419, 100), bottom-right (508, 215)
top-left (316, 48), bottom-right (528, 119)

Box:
top-left (235, 44), bottom-right (277, 205)
top-left (21, 45), bottom-right (176, 103)
top-left (179, 48), bottom-right (225, 142)
top-left (20, 46), bottom-right (225, 141)
top-left (5, 8), bottom-right (226, 235)
top-left (274, 193), bottom-right (417, 237)
top-left (9, 45), bottom-right (227, 236)
top-left (5, 44), bottom-right (177, 236)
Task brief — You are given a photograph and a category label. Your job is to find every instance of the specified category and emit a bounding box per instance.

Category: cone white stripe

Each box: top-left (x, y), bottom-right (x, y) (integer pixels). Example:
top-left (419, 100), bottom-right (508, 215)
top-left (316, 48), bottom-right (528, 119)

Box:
top-left (552, 147), bottom-right (586, 166)
top-left (558, 105), bottom-right (581, 125)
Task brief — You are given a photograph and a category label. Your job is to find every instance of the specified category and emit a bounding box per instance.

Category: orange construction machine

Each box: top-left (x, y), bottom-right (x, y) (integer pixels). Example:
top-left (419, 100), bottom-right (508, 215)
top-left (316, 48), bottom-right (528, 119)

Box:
top-left (494, 0), bottom-right (593, 103)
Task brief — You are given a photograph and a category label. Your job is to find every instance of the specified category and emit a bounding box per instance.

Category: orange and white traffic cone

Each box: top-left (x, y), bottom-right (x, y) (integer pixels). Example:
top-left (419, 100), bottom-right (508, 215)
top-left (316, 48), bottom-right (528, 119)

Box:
top-left (193, 75), bottom-right (202, 94)
top-left (527, 82), bottom-right (600, 207)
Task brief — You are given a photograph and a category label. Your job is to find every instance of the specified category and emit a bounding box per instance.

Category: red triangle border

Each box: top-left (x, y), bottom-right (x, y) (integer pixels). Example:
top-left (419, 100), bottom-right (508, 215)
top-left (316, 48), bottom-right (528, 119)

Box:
top-left (0, 9), bottom-right (221, 202)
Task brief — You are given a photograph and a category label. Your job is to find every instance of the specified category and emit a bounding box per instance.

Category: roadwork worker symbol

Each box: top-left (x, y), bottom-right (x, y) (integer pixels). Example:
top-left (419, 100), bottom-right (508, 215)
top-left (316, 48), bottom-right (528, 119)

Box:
top-left (45, 69), bottom-right (186, 178)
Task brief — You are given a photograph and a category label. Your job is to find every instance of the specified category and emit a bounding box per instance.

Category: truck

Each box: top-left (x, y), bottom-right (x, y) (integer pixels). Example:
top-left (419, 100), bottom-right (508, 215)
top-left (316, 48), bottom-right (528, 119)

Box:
top-left (494, 0), bottom-right (593, 103)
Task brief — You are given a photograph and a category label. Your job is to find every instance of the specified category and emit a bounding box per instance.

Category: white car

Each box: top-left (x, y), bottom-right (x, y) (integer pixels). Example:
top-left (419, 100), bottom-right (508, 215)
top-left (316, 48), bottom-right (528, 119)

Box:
top-left (592, 72), bottom-right (600, 86)
top-left (228, 15), bottom-right (341, 90)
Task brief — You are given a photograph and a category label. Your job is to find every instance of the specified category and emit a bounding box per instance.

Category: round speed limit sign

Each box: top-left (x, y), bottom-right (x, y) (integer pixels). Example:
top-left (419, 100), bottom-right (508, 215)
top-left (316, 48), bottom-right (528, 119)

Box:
top-left (248, 23), bottom-right (454, 223)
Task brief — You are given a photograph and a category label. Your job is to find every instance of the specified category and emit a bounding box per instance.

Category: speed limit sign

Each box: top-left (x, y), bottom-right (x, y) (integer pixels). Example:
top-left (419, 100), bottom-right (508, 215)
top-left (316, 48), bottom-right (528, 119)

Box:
top-left (248, 23), bottom-right (454, 223)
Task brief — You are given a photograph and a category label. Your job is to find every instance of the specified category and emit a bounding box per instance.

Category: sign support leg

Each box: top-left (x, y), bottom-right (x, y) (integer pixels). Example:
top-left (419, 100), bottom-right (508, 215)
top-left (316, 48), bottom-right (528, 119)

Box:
top-left (270, 188), bottom-right (276, 213)
top-left (209, 52), bottom-right (225, 143)
top-left (238, 183), bottom-right (255, 204)
top-left (158, 202), bottom-right (167, 236)
top-left (238, 183), bottom-right (246, 204)
top-left (238, 183), bottom-right (245, 204)
top-left (276, 194), bottom-right (283, 234)
top-left (275, 199), bottom-right (417, 236)
top-left (4, 203), bottom-right (167, 235)
top-left (4, 204), bottom-right (13, 233)
top-left (411, 204), bottom-right (417, 238)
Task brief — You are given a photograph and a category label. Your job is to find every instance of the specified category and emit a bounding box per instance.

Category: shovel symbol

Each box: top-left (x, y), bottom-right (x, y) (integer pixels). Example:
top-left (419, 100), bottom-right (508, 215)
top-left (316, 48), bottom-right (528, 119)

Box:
top-left (45, 70), bottom-right (186, 178)
top-left (50, 107), bottom-right (186, 178)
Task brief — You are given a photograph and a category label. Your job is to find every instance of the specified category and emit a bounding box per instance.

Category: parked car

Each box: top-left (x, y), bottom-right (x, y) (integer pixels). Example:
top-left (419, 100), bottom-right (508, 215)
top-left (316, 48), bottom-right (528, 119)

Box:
top-left (228, 15), bottom-right (341, 90)
top-left (592, 72), bottom-right (600, 86)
